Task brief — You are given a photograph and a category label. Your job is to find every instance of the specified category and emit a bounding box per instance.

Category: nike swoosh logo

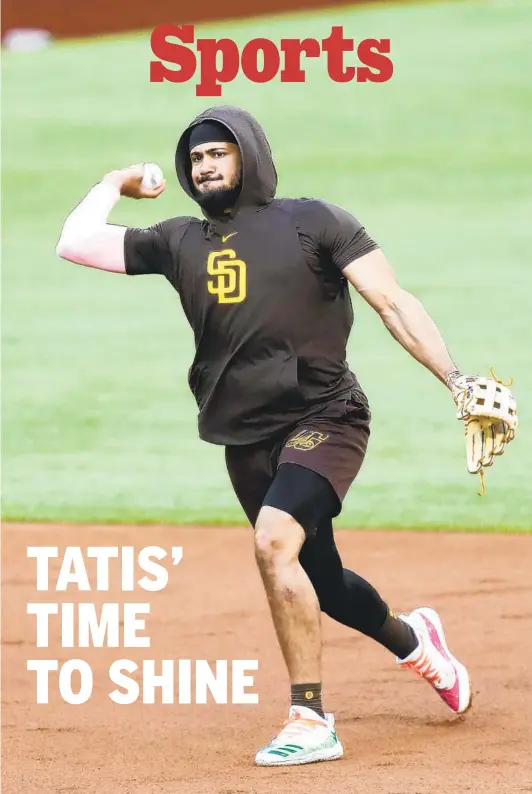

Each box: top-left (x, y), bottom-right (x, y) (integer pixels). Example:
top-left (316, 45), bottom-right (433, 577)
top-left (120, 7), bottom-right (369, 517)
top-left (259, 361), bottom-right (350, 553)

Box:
top-left (221, 232), bottom-right (237, 243)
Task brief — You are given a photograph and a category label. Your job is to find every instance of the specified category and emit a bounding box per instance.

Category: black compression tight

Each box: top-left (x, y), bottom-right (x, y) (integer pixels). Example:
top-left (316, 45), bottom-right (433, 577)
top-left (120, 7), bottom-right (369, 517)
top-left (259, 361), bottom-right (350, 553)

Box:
top-left (263, 464), bottom-right (418, 657)
top-left (299, 519), bottom-right (390, 636)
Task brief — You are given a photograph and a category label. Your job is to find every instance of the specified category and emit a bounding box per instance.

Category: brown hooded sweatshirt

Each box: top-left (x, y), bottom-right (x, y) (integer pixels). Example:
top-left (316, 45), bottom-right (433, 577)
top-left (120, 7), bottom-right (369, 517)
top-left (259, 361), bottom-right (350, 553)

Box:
top-left (124, 105), bottom-right (377, 445)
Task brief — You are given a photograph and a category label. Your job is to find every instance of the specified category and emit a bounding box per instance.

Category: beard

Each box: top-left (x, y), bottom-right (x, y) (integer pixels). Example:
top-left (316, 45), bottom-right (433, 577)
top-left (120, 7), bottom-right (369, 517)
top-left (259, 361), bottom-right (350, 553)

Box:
top-left (193, 175), bottom-right (242, 216)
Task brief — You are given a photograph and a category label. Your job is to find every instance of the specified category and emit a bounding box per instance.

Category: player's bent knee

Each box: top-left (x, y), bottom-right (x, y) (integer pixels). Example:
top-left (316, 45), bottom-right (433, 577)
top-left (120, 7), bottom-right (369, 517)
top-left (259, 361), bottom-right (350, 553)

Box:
top-left (254, 506), bottom-right (305, 565)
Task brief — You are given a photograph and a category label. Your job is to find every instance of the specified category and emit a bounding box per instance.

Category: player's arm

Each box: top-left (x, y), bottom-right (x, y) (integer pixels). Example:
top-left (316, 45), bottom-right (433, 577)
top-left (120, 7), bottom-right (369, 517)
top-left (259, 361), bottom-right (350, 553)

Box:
top-left (307, 200), bottom-right (459, 388)
top-left (343, 246), bottom-right (519, 494)
top-left (342, 248), bottom-right (459, 387)
top-left (313, 200), bottom-right (517, 488)
top-left (55, 165), bottom-right (166, 273)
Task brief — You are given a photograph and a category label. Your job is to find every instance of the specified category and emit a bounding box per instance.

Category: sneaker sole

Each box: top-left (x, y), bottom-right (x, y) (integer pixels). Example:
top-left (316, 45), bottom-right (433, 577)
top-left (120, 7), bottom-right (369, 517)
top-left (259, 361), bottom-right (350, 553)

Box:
top-left (417, 607), bottom-right (472, 714)
top-left (255, 741), bottom-right (344, 767)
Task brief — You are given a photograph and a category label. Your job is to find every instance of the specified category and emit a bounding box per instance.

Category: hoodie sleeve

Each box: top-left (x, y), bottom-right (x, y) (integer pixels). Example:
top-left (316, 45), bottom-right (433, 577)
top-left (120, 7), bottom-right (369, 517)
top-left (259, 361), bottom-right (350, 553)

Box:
top-left (124, 222), bottom-right (173, 277)
top-left (294, 199), bottom-right (379, 272)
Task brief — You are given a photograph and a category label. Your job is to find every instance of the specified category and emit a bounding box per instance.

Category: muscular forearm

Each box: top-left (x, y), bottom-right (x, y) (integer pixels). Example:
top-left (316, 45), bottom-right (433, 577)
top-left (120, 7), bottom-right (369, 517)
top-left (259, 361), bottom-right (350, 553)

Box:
top-left (55, 181), bottom-right (127, 272)
top-left (379, 289), bottom-right (459, 386)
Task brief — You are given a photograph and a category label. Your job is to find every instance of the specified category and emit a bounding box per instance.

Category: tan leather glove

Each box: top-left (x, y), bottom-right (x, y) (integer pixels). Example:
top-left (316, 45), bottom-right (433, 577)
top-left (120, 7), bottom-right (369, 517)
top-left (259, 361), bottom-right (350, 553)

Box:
top-left (447, 368), bottom-right (518, 494)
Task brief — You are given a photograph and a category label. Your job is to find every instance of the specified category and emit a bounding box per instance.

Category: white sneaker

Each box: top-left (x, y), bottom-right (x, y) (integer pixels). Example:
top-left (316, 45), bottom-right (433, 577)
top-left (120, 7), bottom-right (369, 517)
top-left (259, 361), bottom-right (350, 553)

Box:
top-left (397, 607), bottom-right (472, 714)
top-left (255, 705), bottom-right (344, 766)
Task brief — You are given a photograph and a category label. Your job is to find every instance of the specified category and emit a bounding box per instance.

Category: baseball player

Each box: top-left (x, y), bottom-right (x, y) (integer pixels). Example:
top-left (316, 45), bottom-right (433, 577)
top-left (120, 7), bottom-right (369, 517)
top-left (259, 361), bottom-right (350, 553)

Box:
top-left (56, 106), bottom-right (517, 766)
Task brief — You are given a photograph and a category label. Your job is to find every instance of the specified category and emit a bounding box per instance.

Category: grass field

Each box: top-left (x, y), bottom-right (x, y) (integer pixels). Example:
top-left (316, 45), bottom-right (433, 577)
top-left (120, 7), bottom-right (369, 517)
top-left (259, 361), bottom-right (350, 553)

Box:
top-left (2, 0), bottom-right (531, 529)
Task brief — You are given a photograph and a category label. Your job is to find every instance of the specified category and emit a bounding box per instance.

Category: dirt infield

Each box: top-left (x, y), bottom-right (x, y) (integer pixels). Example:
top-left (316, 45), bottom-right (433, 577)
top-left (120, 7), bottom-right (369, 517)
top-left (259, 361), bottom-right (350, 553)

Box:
top-left (2, 524), bottom-right (531, 794)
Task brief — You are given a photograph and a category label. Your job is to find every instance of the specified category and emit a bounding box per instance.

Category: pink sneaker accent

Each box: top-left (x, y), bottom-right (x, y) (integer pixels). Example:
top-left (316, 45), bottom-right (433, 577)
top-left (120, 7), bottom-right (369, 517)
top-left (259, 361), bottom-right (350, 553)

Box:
top-left (397, 607), bottom-right (472, 714)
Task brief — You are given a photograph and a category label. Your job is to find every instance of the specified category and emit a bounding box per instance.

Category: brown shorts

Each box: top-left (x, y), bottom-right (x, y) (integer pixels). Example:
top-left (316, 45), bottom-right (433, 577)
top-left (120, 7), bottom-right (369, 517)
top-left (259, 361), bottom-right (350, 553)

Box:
top-left (225, 397), bottom-right (370, 526)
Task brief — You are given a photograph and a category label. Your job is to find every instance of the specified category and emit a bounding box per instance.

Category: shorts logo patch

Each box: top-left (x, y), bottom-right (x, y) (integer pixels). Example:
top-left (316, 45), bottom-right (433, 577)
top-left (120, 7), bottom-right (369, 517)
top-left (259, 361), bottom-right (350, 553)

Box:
top-left (285, 429), bottom-right (329, 450)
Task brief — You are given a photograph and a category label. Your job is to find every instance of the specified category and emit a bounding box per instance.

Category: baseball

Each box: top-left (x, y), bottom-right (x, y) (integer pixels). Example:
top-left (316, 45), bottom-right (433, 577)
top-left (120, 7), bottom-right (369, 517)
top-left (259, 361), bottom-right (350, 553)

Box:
top-left (141, 162), bottom-right (164, 190)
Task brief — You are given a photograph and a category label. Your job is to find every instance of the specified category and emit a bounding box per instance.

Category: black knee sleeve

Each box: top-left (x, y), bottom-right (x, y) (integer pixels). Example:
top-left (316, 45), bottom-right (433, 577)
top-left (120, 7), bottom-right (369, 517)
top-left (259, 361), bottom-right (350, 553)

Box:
top-left (262, 463), bottom-right (340, 536)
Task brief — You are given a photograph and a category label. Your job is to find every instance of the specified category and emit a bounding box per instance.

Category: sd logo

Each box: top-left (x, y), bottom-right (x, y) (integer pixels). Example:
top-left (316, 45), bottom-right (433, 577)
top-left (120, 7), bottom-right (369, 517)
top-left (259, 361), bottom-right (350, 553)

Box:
top-left (207, 249), bottom-right (247, 304)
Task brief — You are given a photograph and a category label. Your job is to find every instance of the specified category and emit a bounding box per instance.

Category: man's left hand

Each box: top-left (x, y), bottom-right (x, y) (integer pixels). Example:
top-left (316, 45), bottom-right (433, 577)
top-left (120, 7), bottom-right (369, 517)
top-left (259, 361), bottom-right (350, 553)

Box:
top-left (448, 370), bottom-right (518, 491)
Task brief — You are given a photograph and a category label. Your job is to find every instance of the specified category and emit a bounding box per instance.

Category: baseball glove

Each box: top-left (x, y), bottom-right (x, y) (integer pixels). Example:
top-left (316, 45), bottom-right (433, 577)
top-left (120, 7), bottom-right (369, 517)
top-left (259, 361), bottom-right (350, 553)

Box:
top-left (448, 367), bottom-right (518, 495)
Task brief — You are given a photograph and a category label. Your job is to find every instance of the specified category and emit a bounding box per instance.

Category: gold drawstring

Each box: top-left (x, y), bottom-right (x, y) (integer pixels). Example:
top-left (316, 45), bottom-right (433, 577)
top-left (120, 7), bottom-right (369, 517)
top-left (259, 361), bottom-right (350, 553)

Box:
top-left (489, 366), bottom-right (513, 387)
top-left (477, 468), bottom-right (486, 497)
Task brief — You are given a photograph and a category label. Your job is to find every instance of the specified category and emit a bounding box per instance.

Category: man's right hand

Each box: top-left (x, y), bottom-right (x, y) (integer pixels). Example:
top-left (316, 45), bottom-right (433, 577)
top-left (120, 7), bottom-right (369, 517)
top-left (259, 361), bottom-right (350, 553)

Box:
top-left (102, 164), bottom-right (166, 200)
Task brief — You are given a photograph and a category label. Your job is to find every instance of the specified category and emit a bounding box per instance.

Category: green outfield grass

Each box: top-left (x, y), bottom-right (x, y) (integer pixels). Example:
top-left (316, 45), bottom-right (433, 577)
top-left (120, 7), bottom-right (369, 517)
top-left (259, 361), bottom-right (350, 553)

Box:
top-left (2, 0), bottom-right (531, 529)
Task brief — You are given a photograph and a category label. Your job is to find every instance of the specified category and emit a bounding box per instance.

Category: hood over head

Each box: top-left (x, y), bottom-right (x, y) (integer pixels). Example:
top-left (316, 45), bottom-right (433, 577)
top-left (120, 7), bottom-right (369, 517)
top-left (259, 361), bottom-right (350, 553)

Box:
top-left (175, 105), bottom-right (278, 223)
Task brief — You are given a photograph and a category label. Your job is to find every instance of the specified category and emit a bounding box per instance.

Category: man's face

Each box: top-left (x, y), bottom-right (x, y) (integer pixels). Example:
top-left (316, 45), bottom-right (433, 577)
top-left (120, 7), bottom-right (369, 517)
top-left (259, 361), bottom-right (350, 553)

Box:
top-left (190, 142), bottom-right (242, 196)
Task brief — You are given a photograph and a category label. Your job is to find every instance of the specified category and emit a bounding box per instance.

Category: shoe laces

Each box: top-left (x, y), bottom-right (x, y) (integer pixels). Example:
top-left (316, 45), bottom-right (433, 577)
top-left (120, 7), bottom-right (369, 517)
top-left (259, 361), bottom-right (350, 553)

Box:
top-left (404, 640), bottom-right (443, 687)
top-left (272, 714), bottom-right (325, 743)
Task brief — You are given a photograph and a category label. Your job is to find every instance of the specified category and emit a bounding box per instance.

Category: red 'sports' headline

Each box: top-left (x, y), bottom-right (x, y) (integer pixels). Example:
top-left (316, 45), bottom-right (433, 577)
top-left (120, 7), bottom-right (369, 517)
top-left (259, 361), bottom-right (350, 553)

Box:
top-left (150, 25), bottom-right (393, 97)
